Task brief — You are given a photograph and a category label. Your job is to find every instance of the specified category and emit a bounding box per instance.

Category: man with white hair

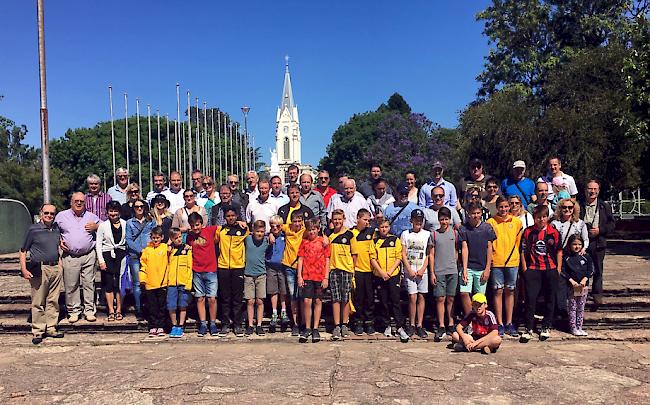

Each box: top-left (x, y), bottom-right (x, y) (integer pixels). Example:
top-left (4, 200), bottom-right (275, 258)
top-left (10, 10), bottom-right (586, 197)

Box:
top-left (327, 179), bottom-right (373, 229)
top-left (245, 170), bottom-right (260, 200)
top-left (107, 168), bottom-right (129, 204)
top-left (84, 173), bottom-right (112, 221)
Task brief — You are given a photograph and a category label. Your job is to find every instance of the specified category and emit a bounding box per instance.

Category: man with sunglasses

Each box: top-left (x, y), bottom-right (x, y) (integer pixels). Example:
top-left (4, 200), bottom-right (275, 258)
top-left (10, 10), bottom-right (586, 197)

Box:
top-left (457, 158), bottom-right (496, 207)
top-left (315, 170), bottom-right (337, 207)
top-left (145, 172), bottom-right (169, 204)
top-left (211, 184), bottom-right (247, 226)
top-left (418, 160), bottom-right (457, 209)
top-left (228, 174), bottom-right (250, 210)
top-left (107, 167), bottom-right (130, 204)
top-left (20, 204), bottom-right (63, 344)
top-left (55, 192), bottom-right (100, 324)
top-left (163, 171), bottom-right (185, 213)
top-left (423, 186), bottom-right (461, 232)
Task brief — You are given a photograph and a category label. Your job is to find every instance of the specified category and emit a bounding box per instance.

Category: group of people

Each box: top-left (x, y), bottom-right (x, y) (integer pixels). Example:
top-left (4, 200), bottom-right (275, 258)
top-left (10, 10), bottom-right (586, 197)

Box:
top-left (19, 157), bottom-right (615, 353)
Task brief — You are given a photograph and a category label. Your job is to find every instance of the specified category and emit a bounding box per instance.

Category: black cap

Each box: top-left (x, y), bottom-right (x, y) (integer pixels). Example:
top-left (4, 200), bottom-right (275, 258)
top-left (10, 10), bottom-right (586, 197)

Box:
top-left (411, 209), bottom-right (425, 219)
top-left (396, 181), bottom-right (409, 196)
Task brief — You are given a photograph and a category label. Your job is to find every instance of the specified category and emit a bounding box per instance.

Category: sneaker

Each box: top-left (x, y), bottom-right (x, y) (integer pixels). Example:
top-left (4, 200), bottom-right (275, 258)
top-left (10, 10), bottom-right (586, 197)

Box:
top-left (453, 342), bottom-right (466, 352)
top-left (397, 327), bottom-right (410, 343)
top-left (177, 326), bottom-right (184, 337)
top-left (197, 322), bottom-right (208, 337)
top-left (148, 328), bottom-right (158, 338)
top-left (570, 328), bottom-right (580, 336)
top-left (497, 324), bottom-right (505, 337)
top-left (219, 325), bottom-right (231, 337)
top-left (446, 325), bottom-right (455, 337)
top-left (32, 336), bottom-right (43, 345)
top-left (435, 326), bottom-right (446, 342)
top-left (383, 326), bottom-right (393, 337)
top-left (312, 329), bottom-right (321, 343)
top-left (169, 326), bottom-right (180, 338)
top-left (280, 312), bottom-right (290, 326)
top-left (332, 326), bottom-right (342, 341)
top-left (299, 328), bottom-right (311, 343)
top-left (234, 325), bottom-right (245, 337)
top-left (366, 324), bottom-right (376, 336)
top-left (245, 326), bottom-right (254, 336)
top-left (269, 314), bottom-right (278, 332)
top-left (406, 324), bottom-right (416, 337)
top-left (520, 329), bottom-right (533, 343)
top-left (68, 314), bottom-right (80, 324)
top-left (85, 314), bottom-right (97, 322)
top-left (45, 330), bottom-right (64, 339)
top-left (135, 311), bottom-right (145, 322)
top-left (256, 326), bottom-right (265, 336)
top-left (577, 329), bottom-right (588, 337)
top-left (539, 328), bottom-right (550, 341)
top-left (291, 324), bottom-right (300, 336)
top-left (156, 328), bottom-right (166, 337)
top-left (341, 324), bottom-right (350, 338)
top-left (209, 322), bottom-right (219, 336)
top-left (353, 323), bottom-right (364, 336)
top-left (506, 323), bottom-right (519, 337)
top-left (416, 326), bottom-right (428, 339)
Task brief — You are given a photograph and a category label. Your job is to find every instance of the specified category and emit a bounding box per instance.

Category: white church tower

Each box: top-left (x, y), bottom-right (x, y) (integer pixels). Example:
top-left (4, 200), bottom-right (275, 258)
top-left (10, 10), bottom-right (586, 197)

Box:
top-left (276, 56), bottom-right (302, 165)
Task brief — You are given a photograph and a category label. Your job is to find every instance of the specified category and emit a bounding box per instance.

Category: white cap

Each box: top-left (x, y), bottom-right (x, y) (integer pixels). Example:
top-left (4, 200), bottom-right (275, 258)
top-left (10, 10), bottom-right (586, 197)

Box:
top-left (512, 160), bottom-right (526, 169)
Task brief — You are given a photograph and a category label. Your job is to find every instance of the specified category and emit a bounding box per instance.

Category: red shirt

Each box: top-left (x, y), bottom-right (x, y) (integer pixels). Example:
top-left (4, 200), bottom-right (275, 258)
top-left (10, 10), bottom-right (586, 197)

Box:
top-left (298, 236), bottom-right (330, 282)
top-left (522, 224), bottom-right (560, 271)
top-left (316, 185), bottom-right (338, 207)
top-left (187, 225), bottom-right (218, 273)
top-left (459, 310), bottom-right (498, 337)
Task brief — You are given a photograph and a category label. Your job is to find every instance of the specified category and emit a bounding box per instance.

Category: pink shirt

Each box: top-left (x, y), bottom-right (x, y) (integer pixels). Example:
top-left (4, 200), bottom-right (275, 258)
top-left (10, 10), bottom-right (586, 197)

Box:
top-left (55, 209), bottom-right (100, 255)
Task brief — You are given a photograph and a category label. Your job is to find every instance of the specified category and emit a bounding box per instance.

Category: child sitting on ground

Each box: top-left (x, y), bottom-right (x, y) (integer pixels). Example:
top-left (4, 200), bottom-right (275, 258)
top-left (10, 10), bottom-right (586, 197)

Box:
top-left (451, 293), bottom-right (502, 354)
top-left (561, 234), bottom-right (594, 336)
top-left (244, 220), bottom-right (269, 336)
top-left (139, 226), bottom-right (169, 338)
top-left (166, 228), bottom-right (192, 338)
top-left (297, 218), bottom-right (330, 343)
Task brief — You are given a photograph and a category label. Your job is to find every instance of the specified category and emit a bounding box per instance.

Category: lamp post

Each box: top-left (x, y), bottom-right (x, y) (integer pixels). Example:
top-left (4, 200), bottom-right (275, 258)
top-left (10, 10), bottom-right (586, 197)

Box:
top-left (241, 106), bottom-right (250, 172)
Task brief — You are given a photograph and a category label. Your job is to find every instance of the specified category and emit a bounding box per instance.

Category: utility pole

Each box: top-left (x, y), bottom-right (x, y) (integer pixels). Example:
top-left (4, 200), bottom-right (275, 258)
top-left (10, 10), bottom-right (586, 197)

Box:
top-left (37, 0), bottom-right (50, 203)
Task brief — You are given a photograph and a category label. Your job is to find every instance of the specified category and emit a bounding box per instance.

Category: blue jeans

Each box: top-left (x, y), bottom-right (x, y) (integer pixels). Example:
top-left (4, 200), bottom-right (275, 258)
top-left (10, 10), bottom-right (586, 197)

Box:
top-left (129, 255), bottom-right (142, 311)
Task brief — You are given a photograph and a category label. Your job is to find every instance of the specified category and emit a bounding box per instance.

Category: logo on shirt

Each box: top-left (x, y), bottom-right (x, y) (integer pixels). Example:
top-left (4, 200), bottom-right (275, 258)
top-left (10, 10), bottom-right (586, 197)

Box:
top-left (342, 238), bottom-right (347, 243)
top-left (533, 239), bottom-right (547, 256)
top-left (366, 234), bottom-right (371, 240)
top-left (236, 231), bottom-right (241, 236)
top-left (193, 237), bottom-right (207, 246)
top-left (389, 241), bottom-right (394, 246)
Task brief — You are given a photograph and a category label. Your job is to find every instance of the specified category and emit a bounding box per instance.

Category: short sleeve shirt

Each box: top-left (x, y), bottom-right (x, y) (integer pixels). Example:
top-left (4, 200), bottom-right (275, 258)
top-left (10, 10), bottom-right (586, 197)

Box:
top-left (459, 310), bottom-right (498, 337)
top-left (423, 207), bottom-right (461, 232)
top-left (400, 229), bottom-right (433, 271)
top-left (187, 225), bottom-right (219, 273)
top-left (522, 224), bottom-right (560, 271)
top-left (297, 237), bottom-right (330, 282)
top-left (458, 222), bottom-right (497, 269)
top-left (21, 222), bottom-right (61, 263)
top-left (432, 227), bottom-right (458, 276)
top-left (244, 235), bottom-right (269, 277)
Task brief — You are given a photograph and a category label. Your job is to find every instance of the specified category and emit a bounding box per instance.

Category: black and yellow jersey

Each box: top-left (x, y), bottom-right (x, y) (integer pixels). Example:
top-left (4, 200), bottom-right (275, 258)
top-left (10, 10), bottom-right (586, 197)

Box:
top-left (351, 227), bottom-right (376, 273)
top-left (281, 223), bottom-right (305, 268)
top-left (217, 224), bottom-right (250, 269)
top-left (325, 227), bottom-right (354, 273)
top-left (373, 234), bottom-right (403, 277)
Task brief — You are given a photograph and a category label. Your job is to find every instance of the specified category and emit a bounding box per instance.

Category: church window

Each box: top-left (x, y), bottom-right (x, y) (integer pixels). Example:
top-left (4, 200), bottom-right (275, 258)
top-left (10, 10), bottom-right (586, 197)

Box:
top-left (284, 137), bottom-right (290, 159)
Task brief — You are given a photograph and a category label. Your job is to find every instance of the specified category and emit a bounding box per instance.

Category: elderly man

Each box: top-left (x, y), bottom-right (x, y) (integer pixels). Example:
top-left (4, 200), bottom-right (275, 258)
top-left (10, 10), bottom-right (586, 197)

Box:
top-left (84, 173), bottom-right (112, 221)
top-left (163, 171), bottom-right (185, 213)
top-left (20, 204), bottom-right (63, 344)
top-left (418, 160), bottom-right (457, 209)
top-left (191, 170), bottom-right (204, 195)
top-left (270, 175), bottom-right (290, 207)
top-left (327, 179), bottom-right (373, 229)
top-left (55, 192), bottom-right (100, 323)
top-left (501, 160), bottom-right (535, 210)
top-left (299, 173), bottom-right (327, 228)
top-left (246, 179), bottom-right (278, 233)
top-left (245, 170), bottom-right (260, 200)
top-left (315, 170), bottom-right (337, 207)
top-left (358, 164), bottom-right (393, 198)
top-left (227, 174), bottom-right (249, 210)
top-left (580, 179), bottom-right (615, 308)
top-left (384, 182), bottom-right (419, 236)
top-left (423, 186), bottom-right (462, 232)
top-left (211, 184), bottom-right (247, 226)
top-left (145, 171), bottom-right (169, 204)
top-left (107, 167), bottom-right (129, 204)
top-left (278, 184), bottom-right (315, 224)
top-left (539, 156), bottom-right (578, 201)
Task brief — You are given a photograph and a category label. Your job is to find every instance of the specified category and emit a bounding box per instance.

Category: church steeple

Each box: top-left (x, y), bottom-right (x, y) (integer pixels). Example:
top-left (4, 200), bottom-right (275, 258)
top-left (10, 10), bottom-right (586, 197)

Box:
top-left (275, 55), bottom-right (301, 165)
top-left (280, 55), bottom-right (295, 119)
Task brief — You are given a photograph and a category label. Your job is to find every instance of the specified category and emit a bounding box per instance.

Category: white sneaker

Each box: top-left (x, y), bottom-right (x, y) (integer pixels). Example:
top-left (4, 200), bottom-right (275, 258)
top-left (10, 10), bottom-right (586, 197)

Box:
top-left (384, 326), bottom-right (393, 337)
top-left (520, 329), bottom-right (533, 343)
top-left (578, 329), bottom-right (588, 337)
top-left (539, 328), bottom-right (550, 340)
top-left (570, 328), bottom-right (580, 336)
top-left (397, 327), bottom-right (409, 343)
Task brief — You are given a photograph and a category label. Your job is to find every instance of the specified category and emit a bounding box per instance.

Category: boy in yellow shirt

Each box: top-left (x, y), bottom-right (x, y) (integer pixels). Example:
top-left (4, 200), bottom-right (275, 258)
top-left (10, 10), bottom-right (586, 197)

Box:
top-left (281, 210), bottom-right (306, 336)
top-left (166, 227), bottom-right (192, 338)
top-left (140, 226), bottom-right (169, 338)
top-left (351, 209), bottom-right (376, 335)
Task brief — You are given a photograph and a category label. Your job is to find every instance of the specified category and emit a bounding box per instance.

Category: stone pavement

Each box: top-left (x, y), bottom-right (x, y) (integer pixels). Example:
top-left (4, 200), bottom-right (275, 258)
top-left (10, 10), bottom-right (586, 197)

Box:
top-left (0, 334), bottom-right (648, 404)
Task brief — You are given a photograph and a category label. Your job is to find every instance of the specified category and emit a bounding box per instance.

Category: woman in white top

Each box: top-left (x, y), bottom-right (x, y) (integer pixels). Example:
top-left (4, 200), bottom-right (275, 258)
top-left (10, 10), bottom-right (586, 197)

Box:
top-left (552, 198), bottom-right (589, 251)
top-left (508, 195), bottom-right (534, 229)
top-left (95, 201), bottom-right (127, 321)
top-left (172, 189), bottom-right (207, 233)
top-left (367, 178), bottom-right (395, 222)
top-left (405, 171), bottom-right (419, 204)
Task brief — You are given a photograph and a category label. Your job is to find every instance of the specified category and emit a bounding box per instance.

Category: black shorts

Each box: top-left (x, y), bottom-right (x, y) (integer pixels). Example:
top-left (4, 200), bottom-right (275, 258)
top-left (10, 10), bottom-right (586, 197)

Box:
top-left (101, 251), bottom-right (125, 293)
top-left (301, 280), bottom-right (324, 300)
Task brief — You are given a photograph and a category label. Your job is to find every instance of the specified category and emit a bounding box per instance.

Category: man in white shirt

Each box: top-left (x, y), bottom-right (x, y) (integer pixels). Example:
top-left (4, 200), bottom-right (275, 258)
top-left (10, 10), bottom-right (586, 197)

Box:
top-left (538, 156), bottom-right (578, 201)
top-left (327, 179), bottom-right (373, 229)
top-left (245, 179), bottom-right (278, 233)
top-left (162, 171), bottom-right (185, 213)
top-left (269, 175), bottom-right (289, 207)
top-left (245, 170), bottom-right (260, 201)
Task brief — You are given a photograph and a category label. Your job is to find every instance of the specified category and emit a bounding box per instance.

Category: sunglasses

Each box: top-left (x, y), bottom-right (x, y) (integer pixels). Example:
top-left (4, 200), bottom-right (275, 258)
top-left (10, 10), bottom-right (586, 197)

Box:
top-left (129, 190), bottom-right (140, 194)
top-left (202, 182), bottom-right (213, 186)
top-left (487, 185), bottom-right (498, 189)
top-left (117, 175), bottom-right (128, 178)
top-left (510, 201), bottom-right (521, 206)
top-left (183, 195), bottom-right (195, 199)
top-left (134, 205), bottom-right (145, 209)
top-left (88, 182), bottom-right (100, 186)
top-left (229, 181), bottom-right (239, 184)
top-left (270, 224), bottom-right (282, 228)
top-left (432, 194), bottom-right (444, 199)
top-left (561, 205), bottom-right (574, 210)
top-left (192, 177), bottom-right (202, 181)
top-left (469, 194), bottom-right (480, 198)
top-left (72, 200), bottom-right (85, 203)
top-left (42, 211), bottom-right (56, 216)
top-left (318, 177), bottom-right (329, 180)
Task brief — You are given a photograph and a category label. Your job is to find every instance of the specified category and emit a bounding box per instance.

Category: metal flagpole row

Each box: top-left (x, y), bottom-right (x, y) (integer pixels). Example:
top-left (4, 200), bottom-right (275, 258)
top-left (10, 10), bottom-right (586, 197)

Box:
top-left (218, 111), bottom-right (223, 183)
top-left (229, 119), bottom-right (234, 182)
top-left (203, 101), bottom-right (208, 177)
top-left (186, 91), bottom-right (193, 185)
top-left (211, 108), bottom-right (216, 181)
top-left (195, 97), bottom-right (200, 172)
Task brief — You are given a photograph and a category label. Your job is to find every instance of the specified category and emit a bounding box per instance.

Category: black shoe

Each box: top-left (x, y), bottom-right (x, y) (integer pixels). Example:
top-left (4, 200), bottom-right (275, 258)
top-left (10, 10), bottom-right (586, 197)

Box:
top-left (353, 323), bottom-right (364, 336)
top-left (291, 324), bottom-right (300, 336)
top-left (32, 336), bottom-right (43, 345)
top-left (46, 331), bottom-right (64, 338)
top-left (366, 324), bottom-right (376, 335)
top-left (299, 328), bottom-right (311, 343)
top-left (245, 326), bottom-right (254, 336)
top-left (312, 329), bottom-right (321, 343)
top-left (406, 324), bottom-right (416, 337)
top-left (234, 325), bottom-right (245, 337)
top-left (219, 325), bottom-right (231, 337)
top-left (416, 326), bottom-right (428, 339)
top-left (135, 311), bottom-right (145, 322)
top-left (256, 326), bottom-right (265, 336)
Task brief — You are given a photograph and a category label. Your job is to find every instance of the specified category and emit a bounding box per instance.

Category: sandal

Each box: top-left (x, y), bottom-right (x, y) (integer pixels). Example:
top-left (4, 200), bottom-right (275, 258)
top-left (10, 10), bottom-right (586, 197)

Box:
top-left (107, 313), bottom-right (115, 322)
top-left (115, 312), bottom-right (123, 321)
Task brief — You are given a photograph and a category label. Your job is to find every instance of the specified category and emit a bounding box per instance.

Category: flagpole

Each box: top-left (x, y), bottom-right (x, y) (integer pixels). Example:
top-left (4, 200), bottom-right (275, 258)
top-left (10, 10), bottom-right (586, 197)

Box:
top-left (217, 110), bottom-right (222, 183)
top-left (109, 85), bottom-right (116, 184)
top-left (166, 114), bottom-right (171, 178)
top-left (37, 0), bottom-right (51, 203)
top-left (195, 97), bottom-right (200, 171)
top-left (136, 97), bottom-right (142, 188)
top-left (203, 101), bottom-right (208, 176)
top-left (124, 92), bottom-right (129, 174)
top-left (187, 90), bottom-right (193, 183)
top-left (157, 108), bottom-right (162, 172)
top-left (175, 83), bottom-right (181, 172)
top-left (210, 108), bottom-right (216, 180)
top-left (147, 104), bottom-right (153, 194)
top-left (229, 119), bottom-right (234, 181)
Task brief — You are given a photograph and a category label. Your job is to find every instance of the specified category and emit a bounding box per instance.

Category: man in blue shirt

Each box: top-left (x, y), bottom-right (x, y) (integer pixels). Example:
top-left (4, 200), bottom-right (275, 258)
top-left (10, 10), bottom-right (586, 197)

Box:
top-left (418, 161), bottom-right (457, 209)
top-left (501, 160), bottom-right (535, 210)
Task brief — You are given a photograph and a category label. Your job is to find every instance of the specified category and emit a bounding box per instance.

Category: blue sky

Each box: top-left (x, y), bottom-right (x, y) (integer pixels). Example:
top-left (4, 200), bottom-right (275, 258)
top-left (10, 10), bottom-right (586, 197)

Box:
top-left (1, 0), bottom-right (491, 167)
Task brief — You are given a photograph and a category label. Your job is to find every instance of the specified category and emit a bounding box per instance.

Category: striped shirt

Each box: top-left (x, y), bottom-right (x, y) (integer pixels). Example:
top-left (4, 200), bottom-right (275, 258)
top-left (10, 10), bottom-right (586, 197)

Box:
top-left (85, 192), bottom-right (112, 222)
top-left (522, 224), bottom-right (560, 271)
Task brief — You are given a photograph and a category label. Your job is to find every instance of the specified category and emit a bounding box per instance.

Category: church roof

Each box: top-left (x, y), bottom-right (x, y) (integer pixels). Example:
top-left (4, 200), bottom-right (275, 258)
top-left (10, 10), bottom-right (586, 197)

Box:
top-left (279, 56), bottom-right (295, 119)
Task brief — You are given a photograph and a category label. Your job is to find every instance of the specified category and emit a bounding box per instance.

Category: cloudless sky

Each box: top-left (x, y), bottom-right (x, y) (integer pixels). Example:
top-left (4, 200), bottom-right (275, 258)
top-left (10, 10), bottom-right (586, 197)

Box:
top-left (1, 0), bottom-right (491, 168)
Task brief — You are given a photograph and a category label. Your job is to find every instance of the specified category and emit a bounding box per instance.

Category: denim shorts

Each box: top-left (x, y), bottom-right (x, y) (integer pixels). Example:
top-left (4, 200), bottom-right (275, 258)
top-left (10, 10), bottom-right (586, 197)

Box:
top-left (490, 266), bottom-right (518, 290)
top-left (167, 285), bottom-right (192, 310)
top-left (284, 266), bottom-right (300, 300)
top-left (459, 268), bottom-right (487, 294)
top-left (193, 271), bottom-right (218, 298)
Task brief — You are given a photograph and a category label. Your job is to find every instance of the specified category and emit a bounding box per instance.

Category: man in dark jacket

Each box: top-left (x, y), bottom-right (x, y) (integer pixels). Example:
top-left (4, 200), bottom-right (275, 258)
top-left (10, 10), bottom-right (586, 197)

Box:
top-left (580, 180), bottom-right (615, 309)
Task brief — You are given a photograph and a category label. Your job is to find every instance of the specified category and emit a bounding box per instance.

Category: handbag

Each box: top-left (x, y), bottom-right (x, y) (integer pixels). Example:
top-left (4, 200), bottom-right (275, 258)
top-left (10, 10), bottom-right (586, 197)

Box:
top-left (120, 259), bottom-right (133, 296)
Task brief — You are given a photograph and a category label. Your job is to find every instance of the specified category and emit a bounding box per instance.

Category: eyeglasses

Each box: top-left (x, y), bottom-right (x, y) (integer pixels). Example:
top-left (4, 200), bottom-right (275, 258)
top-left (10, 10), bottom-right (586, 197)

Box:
top-left (561, 205), bottom-right (574, 210)
top-left (229, 181), bottom-right (239, 184)
top-left (42, 211), bottom-right (55, 216)
top-left (72, 200), bottom-right (85, 203)
top-left (183, 195), bottom-right (195, 199)
top-left (510, 202), bottom-right (521, 206)
top-left (117, 175), bottom-right (128, 178)
top-left (469, 194), bottom-right (480, 199)
top-left (192, 177), bottom-right (202, 181)
top-left (129, 190), bottom-right (140, 194)
top-left (134, 205), bottom-right (145, 209)
top-left (318, 177), bottom-right (329, 180)
top-left (432, 194), bottom-right (444, 199)
top-left (88, 182), bottom-right (99, 186)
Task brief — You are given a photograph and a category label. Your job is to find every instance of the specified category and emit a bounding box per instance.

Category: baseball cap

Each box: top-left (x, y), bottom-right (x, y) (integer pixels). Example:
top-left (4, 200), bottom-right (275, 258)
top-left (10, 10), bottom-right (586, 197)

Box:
top-left (432, 160), bottom-right (444, 169)
top-left (512, 160), bottom-right (526, 169)
top-left (472, 293), bottom-right (487, 305)
top-left (411, 209), bottom-right (425, 220)
top-left (396, 181), bottom-right (409, 196)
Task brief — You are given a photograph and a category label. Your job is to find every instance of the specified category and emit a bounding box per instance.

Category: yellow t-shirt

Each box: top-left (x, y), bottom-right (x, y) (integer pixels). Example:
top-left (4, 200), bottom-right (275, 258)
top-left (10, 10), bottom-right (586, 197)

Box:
top-left (325, 227), bottom-right (354, 273)
top-left (373, 235), bottom-right (403, 277)
top-left (281, 223), bottom-right (305, 268)
top-left (351, 227), bottom-right (376, 273)
top-left (217, 224), bottom-right (250, 269)
top-left (486, 215), bottom-right (523, 267)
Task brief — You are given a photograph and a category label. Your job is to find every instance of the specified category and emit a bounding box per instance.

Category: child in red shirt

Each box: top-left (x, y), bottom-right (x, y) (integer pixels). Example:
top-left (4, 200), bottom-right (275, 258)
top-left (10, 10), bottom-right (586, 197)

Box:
top-left (297, 218), bottom-right (330, 343)
top-left (451, 293), bottom-right (501, 354)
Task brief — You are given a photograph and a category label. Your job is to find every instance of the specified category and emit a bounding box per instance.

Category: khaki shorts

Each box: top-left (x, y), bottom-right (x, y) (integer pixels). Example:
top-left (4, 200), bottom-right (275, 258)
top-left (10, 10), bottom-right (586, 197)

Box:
top-left (244, 274), bottom-right (267, 300)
